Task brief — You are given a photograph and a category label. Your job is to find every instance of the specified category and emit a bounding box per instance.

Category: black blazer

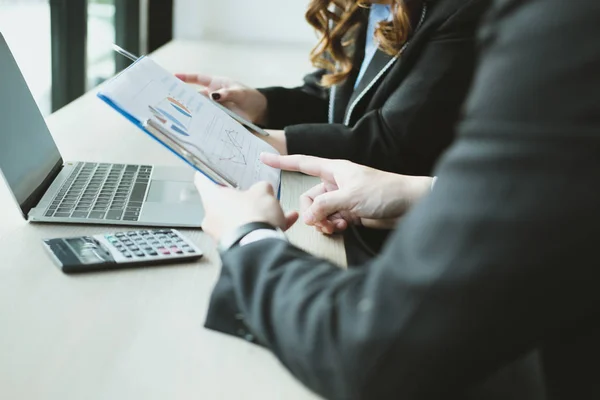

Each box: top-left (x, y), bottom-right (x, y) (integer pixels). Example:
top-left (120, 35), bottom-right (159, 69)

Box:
top-left (205, 0), bottom-right (600, 399)
top-left (259, 0), bottom-right (489, 175)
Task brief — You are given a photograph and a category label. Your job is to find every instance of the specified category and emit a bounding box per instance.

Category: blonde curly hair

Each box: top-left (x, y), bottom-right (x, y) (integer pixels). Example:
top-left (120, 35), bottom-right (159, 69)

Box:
top-left (306, 0), bottom-right (421, 87)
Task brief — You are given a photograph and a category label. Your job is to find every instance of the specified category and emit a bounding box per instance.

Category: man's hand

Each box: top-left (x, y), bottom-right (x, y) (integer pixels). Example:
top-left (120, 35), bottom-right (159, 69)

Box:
top-left (194, 173), bottom-right (299, 242)
top-left (176, 73), bottom-right (269, 125)
top-left (261, 154), bottom-right (433, 234)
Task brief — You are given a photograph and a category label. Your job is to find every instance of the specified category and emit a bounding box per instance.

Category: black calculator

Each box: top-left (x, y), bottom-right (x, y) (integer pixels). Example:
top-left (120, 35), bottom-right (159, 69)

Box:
top-left (43, 229), bottom-right (203, 273)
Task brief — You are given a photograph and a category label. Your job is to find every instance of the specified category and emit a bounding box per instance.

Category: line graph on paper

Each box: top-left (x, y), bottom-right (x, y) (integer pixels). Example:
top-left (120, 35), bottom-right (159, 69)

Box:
top-left (219, 129), bottom-right (247, 165)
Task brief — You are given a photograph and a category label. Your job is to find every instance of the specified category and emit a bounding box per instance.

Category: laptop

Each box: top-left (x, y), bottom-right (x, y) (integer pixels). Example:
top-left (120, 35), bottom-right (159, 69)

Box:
top-left (0, 33), bottom-right (204, 228)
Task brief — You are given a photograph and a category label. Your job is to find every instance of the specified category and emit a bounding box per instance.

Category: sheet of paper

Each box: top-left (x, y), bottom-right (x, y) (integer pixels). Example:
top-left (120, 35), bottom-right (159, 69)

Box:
top-left (99, 57), bottom-right (280, 191)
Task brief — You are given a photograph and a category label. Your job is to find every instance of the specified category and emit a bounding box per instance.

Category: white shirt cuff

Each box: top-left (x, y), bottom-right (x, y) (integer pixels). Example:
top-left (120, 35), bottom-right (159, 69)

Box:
top-left (431, 176), bottom-right (438, 190)
top-left (239, 229), bottom-right (287, 247)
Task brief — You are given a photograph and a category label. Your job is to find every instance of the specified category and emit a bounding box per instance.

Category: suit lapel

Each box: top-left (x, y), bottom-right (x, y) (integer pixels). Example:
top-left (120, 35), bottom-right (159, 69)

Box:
top-left (331, 63), bottom-right (361, 124)
top-left (331, 0), bottom-right (453, 125)
top-left (329, 10), bottom-right (368, 124)
top-left (341, 2), bottom-right (431, 126)
top-left (345, 50), bottom-right (397, 118)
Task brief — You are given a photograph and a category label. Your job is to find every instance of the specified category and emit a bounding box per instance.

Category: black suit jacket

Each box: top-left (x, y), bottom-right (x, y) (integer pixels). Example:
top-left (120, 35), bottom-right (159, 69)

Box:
top-left (206, 0), bottom-right (600, 399)
top-left (259, 0), bottom-right (489, 175)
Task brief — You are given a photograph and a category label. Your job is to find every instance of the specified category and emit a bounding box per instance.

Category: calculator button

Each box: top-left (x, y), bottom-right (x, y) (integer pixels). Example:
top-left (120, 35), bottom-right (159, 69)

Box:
top-left (159, 249), bottom-right (171, 256)
top-left (134, 251), bottom-right (145, 257)
top-left (116, 233), bottom-right (126, 238)
top-left (122, 252), bottom-right (133, 258)
top-left (130, 246), bottom-right (140, 252)
top-left (148, 251), bottom-right (158, 256)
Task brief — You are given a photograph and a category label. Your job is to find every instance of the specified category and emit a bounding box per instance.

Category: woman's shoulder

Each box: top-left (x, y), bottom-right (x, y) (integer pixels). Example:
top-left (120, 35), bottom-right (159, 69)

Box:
top-left (422, 0), bottom-right (491, 33)
top-left (427, 0), bottom-right (491, 22)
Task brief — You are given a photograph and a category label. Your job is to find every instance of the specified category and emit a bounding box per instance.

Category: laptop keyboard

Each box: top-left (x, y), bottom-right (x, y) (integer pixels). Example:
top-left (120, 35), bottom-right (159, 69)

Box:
top-left (44, 162), bottom-right (153, 222)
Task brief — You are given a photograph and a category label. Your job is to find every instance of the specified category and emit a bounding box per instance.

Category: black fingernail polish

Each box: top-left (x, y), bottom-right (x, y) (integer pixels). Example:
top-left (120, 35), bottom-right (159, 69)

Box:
top-left (211, 93), bottom-right (221, 100)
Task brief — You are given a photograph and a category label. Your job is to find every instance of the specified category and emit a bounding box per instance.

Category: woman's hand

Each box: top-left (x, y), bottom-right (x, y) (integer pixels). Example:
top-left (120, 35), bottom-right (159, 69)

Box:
top-left (176, 73), bottom-right (269, 125)
top-left (261, 154), bottom-right (433, 234)
top-left (262, 130), bottom-right (288, 155)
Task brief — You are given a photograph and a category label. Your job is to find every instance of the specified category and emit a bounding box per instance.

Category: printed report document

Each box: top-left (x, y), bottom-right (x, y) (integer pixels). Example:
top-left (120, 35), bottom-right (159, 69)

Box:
top-left (97, 57), bottom-right (281, 191)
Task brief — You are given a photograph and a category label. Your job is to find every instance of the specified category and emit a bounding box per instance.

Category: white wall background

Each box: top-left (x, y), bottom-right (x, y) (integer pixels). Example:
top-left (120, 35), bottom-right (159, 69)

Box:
top-left (174, 0), bottom-right (316, 46)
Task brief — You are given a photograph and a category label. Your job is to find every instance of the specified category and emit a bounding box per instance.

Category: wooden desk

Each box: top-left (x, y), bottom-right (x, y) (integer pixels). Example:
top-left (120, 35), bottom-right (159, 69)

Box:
top-left (0, 41), bottom-right (345, 400)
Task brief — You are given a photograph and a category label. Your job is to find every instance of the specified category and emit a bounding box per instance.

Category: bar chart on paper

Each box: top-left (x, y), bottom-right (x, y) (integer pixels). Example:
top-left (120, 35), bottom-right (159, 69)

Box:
top-left (148, 97), bottom-right (197, 137)
top-left (98, 57), bottom-right (281, 190)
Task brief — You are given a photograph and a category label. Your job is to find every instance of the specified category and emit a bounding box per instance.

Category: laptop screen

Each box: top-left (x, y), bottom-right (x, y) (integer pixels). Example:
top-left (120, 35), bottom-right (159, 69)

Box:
top-left (0, 34), bottom-right (62, 216)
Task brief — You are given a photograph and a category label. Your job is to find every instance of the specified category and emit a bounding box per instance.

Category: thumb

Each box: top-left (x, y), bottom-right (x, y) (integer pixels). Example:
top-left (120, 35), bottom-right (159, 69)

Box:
top-left (175, 73), bottom-right (213, 86)
top-left (284, 211), bottom-right (300, 231)
top-left (210, 88), bottom-right (241, 103)
top-left (304, 190), bottom-right (351, 225)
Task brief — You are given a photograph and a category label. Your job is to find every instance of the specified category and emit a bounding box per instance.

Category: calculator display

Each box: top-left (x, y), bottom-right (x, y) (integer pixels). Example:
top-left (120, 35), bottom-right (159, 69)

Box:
top-left (65, 238), bottom-right (113, 265)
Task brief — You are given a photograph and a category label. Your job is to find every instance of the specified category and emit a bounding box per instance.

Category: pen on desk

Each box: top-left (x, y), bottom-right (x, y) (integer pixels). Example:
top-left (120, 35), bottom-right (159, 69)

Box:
top-left (112, 44), bottom-right (140, 62)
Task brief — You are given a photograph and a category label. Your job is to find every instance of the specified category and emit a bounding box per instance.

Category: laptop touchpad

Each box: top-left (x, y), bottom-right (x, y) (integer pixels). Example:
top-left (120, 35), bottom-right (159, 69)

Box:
top-left (146, 181), bottom-right (201, 204)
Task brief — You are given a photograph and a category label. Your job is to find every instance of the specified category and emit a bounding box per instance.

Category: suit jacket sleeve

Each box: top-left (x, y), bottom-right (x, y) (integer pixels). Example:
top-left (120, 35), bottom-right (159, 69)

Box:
top-left (257, 69), bottom-right (329, 129)
top-left (285, 0), bottom-right (483, 174)
top-left (205, 1), bottom-right (600, 399)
